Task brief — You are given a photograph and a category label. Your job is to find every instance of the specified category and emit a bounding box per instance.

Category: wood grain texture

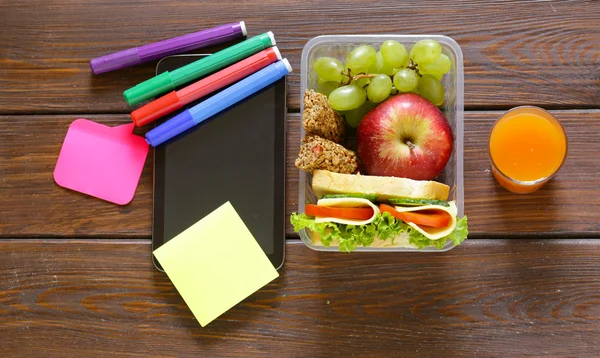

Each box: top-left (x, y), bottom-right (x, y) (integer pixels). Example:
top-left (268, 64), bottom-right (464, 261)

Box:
top-left (1, 0), bottom-right (599, 114)
top-left (0, 115), bottom-right (153, 238)
top-left (0, 114), bottom-right (299, 238)
top-left (1, 239), bottom-right (600, 356)
top-left (2, 111), bottom-right (600, 238)
top-left (464, 110), bottom-right (600, 237)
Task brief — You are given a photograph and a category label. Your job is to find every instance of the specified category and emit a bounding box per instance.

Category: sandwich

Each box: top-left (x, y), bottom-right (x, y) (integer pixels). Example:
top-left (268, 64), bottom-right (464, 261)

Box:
top-left (290, 170), bottom-right (468, 252)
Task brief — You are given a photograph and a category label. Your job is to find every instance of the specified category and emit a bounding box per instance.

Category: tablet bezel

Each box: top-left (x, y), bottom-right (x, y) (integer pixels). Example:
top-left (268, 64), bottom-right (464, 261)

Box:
top-left (151, 54), bottom-right (286, 271)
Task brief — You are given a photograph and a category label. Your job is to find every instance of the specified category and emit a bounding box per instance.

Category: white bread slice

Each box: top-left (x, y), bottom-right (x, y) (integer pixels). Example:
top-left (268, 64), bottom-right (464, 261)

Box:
top-left (311, 170), bottom-right (450, 201)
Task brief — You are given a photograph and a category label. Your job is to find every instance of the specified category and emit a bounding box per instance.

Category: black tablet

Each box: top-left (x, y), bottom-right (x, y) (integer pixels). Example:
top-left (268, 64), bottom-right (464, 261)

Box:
top-left (152, 54), bottom-right (286, 271)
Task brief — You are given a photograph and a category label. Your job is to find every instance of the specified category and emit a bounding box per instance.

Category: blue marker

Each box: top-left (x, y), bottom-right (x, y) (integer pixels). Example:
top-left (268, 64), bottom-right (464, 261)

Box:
top-left (146, 59), bottom-right (292, 147)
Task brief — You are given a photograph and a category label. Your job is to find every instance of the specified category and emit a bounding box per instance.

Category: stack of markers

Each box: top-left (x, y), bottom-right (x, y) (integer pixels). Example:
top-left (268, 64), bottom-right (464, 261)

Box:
top-left (90, 21), bottom-right (292, 146)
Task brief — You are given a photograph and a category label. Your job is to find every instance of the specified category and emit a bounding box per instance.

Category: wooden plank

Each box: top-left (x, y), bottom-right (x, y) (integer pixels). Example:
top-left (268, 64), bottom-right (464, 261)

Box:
top-left (0, 115), bottom-right (153, 238)
top-left (464, 110), bottom-right (600, 237)
top-left (1, 239), bottom-right (600, 356)
top-left (0, 114), bottom-right (299, 238)
top-left (2, 111), bottom-right (600, 238)
top-left (1, 0), bottom-right (599, 114)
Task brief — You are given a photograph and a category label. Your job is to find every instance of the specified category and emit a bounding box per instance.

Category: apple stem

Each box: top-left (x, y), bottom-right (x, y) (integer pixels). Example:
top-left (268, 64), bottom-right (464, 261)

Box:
top-left (406, 140), bottom-right (416, 150)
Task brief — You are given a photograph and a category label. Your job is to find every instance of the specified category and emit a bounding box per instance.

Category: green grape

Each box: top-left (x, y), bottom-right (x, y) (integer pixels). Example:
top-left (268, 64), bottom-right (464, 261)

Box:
top-left (420, 71), bottom-right (443, 81)
top-left (344, 109), bottom-right (363, 128)
top-left (313, 57), bottom-right (345, 82)
top-left (368, 52), bottom-right (394, 76)
top-left (418, 74), bottom-right (445, 106)
top-left (344, 101), bottom-right (377, 128)
top-left (345, 45), bottom-right (377, 74)
top-left (316, 81), bottom-right (339, 97)
top-left (409, 39), bottom-right (442, 65)
top-left (393, 68), bottom-right (419, 92)
top-left (354, 77), bottom-right (371, 88)
top-left (328, 84), bottom-right (366, 111)
top-left (419, 54), bottom-right (451, 76)
top-left (366, 74), bottom-right (393, 103)
top-left (380, 40), bottom-right (409, 68)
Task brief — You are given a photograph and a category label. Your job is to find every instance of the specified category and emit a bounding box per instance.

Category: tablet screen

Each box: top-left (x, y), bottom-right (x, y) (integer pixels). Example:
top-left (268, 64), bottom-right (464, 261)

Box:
top-left (152, 55), bottom-right (286, 270)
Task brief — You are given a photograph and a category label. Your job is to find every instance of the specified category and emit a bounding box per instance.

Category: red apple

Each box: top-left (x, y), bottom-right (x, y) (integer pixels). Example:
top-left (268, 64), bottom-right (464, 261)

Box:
top-left (356, 93), bottom-right (453, 180)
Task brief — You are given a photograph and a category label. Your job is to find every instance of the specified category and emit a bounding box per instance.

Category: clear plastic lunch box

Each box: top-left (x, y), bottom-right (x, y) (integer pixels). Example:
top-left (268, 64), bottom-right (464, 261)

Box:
top-left (298, 35), bottom-right (464, 252)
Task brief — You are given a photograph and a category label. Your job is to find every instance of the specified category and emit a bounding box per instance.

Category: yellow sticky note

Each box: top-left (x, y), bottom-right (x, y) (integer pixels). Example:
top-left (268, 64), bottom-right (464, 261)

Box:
top-left (153, 201), bottom-right (279, 327)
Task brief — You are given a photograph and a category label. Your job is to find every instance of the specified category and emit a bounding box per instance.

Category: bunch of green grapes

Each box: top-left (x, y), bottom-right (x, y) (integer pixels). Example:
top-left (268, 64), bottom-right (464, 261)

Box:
top-left (311, 39), bottom-right (452, 127)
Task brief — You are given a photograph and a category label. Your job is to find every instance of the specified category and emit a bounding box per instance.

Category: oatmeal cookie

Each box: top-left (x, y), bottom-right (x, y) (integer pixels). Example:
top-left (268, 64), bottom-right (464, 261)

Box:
top-left (302, 89), bottom-right (345, 143)
top-left (295, 134), bottom-right (358, 174)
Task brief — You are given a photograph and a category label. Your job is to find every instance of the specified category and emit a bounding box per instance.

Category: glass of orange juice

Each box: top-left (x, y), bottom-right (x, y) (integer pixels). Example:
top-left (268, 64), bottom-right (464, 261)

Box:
top-left (489, 106), bottom-right (567, 194)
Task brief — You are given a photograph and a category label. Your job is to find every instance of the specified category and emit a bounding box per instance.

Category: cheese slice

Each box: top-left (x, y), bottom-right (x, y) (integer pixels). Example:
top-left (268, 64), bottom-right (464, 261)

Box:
top-left (393, 201), bottom-right (458, 240)
top-left (311, 229), bottom-right (417, 249)
top-left (314, 197), bottom-right (380, 226)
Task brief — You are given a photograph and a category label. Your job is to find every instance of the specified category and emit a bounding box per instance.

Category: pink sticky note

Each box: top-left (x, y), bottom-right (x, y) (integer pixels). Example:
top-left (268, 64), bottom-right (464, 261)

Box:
top-left (54, 118), bottom-right (149, 205)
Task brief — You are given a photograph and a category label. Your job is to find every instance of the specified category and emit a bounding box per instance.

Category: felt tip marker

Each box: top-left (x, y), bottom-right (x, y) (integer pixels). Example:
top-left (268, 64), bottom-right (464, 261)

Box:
top-left (131, 46), bottom-right (282, 127)
top-left (123, 32), bottom-right (276, 106)
top-left (90, 22), bottom-right (246, 75)
top-left (145, 59), bottom-right (292, 147)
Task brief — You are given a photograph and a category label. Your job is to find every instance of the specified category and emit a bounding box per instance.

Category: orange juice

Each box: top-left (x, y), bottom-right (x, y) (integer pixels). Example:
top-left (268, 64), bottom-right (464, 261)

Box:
top-left (489, 106), bottom-right (567, 194)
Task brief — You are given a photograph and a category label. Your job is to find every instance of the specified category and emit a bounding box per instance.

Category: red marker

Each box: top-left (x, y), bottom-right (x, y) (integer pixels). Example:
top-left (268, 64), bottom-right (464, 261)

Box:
top-left (131, 46), bottom-right (281, 127)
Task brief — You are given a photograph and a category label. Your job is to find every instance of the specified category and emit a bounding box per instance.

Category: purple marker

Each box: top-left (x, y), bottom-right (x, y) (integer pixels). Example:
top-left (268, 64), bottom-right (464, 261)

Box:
top-left (90, 21), bottom-right (247, 74)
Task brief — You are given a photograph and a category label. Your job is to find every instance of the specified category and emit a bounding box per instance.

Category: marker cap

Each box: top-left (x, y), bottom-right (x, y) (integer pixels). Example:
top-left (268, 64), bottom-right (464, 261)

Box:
top-left (239, 21), bottom-right (247, 36)
top-left (266, 31), bottom-right (276, 46)
top-left (131, 91), bottom-right (183, 127)
top-left (145, 110), bottom-right (196, 147)
top-left (124, 72), bottom-right (176, 106)
top-left (90, 48), bottom-right (141, 75)
top-left (271, 46), bottom-right (282, 61)
top-left (281, 58), bottom-right (292, 73)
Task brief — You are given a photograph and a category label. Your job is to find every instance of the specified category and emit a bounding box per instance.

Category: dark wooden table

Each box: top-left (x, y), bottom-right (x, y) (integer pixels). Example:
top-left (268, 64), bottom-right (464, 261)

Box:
top-left (2, 1), bottom-right (600, 356)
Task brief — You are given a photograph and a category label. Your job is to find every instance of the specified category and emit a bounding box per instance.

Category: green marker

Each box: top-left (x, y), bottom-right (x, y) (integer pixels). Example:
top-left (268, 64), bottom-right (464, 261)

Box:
top-left (123, 32), bottom-right (276, 106)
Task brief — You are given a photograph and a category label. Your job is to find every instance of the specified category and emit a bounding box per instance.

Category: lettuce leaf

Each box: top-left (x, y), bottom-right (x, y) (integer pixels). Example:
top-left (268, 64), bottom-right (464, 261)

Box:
top-left (290, 212), bottom-right (469, 252)
top-left (407, 227), bottom-right (448, 249)
top-left (290, 213), bottom-right (339, 247)
top-left (447, 216), bottom-right (468, 245)
top-left (406, 216), bottom-right (469, 249)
